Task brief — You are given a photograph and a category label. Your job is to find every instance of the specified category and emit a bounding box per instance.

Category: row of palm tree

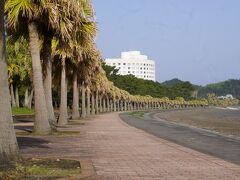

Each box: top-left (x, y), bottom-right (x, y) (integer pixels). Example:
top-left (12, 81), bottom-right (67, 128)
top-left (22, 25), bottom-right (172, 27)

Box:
top-left (0, 0), bottom-right (19, 166)
top-left (0, 0), bottom-right (208, 165)
top-left (0, 0), bottom-right (98, 165)
top-left (77, 67), bottom-right (208, 116)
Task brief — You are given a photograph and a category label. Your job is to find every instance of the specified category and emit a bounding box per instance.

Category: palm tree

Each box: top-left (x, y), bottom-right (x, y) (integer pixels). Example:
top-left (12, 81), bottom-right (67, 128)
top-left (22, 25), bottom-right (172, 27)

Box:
top-left (28, 22), bottom-right (51, 133)
top-left (72, 70), bottom-right (80, 119)
top-left (57, 0), bottom-right (96, 122)
top-left (81, 82), bottom-right (87, 118)
top-left (6, 0), bottom-right (93, 129)
top-left (86, 86), bottom-right (91, 116)
top-left (0, 0), bottom-right (19, 164)
top-left (54, 36), bottom-right (79, 126)
top-left (58, 57), bottom-right (68, 125)
top-left (6, 0), bottom-right (82, 133)
top-left (6, 0), bottom-right (60, 134)
top-left (42, 36), bottom-right (55, 122)
top-left (41, 0), bottom-right (85, 123)
top-left (91, 91), bottom-right (96, 115)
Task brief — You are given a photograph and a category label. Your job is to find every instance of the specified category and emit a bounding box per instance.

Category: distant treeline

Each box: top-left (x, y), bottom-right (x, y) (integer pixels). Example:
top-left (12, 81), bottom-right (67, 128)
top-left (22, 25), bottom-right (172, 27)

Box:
top-left (102, 62), bottom-right (240, 100)
top-left (157, 78), bottom-right (240, 99)
top-left (197, 79), bottom-right (240, 98)
top-left (102, 63), bottom-right (195, 100)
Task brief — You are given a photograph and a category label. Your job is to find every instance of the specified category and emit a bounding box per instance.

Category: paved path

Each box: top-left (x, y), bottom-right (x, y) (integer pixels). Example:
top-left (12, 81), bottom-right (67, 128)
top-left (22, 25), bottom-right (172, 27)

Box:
top-left (19, 113), bottom-right (240, 179)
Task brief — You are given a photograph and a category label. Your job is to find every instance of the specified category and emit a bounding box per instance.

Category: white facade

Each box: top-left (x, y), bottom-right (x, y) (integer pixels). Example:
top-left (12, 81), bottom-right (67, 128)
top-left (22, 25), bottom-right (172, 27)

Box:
top-left (105, 51), bottom-right (156, 81)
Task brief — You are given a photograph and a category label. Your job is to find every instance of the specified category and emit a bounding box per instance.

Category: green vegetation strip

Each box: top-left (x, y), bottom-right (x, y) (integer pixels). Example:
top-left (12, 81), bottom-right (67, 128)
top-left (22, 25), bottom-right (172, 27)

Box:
top-left (16, 130), bottom-right (80, 137)
top-left (128, 111), bottom-right (145, 118)
top-left (0, 158), bottom-right (81, 180)
top-left (12, 107), bottom-right (34, 116)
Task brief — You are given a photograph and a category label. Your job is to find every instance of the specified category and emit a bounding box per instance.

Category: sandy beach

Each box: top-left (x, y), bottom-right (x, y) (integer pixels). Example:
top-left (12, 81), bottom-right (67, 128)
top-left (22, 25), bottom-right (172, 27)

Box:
top-left (157, 107), bottom-right (240, 137)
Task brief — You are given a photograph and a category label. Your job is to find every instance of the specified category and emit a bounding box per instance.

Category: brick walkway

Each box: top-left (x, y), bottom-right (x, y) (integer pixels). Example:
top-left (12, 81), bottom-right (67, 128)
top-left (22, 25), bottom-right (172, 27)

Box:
top-left (19, 113), bottom-right (240, 179)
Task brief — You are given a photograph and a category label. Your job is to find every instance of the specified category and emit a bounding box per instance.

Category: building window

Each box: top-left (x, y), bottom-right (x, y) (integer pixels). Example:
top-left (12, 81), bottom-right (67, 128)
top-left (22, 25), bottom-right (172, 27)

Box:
top-left (123, 63), bottom-right (126, 65)
top-left (118, 63), bottom-right (121, 65)
top-left (113, 63), bottom-right (116, 65)
top-left (128, 67), bottom-right (130, 69)
top-left (128, 71), bottom-right (130, 73)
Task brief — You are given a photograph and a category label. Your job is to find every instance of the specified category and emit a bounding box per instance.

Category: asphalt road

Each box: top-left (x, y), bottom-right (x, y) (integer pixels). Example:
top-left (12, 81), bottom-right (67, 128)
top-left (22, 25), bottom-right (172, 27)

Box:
top-left (120, 111), bottom-right (240, 165)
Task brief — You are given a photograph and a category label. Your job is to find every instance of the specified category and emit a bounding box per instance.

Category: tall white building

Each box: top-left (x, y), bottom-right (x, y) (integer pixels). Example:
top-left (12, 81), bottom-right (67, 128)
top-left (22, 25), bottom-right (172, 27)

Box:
top-left (105, 51), bottom-right (156, 81)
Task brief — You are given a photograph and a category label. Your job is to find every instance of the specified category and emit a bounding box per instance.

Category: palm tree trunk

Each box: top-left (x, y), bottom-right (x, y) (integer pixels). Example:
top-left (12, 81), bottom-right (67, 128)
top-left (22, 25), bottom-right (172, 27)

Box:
top-left (28, 89), bottom-right (34, 109)
top-left (124, 101), bottom-right (127, 111)
top-left (86, 88), bottom-right (91, 116)
top-left (110, 99), bottom-right (113, 111)
top-left (91, 92), bottom-right (95, 115)
top-left (81, 84), bottom-right (86, 118)
top-left (120, 100), bottom-right (123, 111)
top-left (43, 46), bottom-right (55, 122)
top-left (106, 96), bottom-right (110, 112)
top-left (117, 100), bottom-right (120, 111)
top-left (28, 22), bottom-right (51, 134)
top-left (0, 0), bottom-right (19, 164)
top-left (15, 87), bottom-right (19, 107)
top-left (99, 95), bottom-right (103, 113)
top-left (72, 72), bottom-right (80, 119)
top-left (113, 98), bottom-right (116, 112)
top-left (58, 58), bottom-right (68, 125)
top-left (24, 87), bottom-right (29, 107)
top-left (10, 84), bottom-right (16, 107)
top-left (130, 102), bottom-right (133, 110)
top-left (103, 97), bottom-right (106, 112)
top-left (95, 90), bottom-right (99, 114)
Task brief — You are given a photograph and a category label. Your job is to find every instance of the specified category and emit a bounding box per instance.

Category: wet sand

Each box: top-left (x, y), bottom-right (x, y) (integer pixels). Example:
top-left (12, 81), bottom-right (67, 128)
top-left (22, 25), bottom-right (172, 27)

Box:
top-left (157, 107), bottom-right (240, 137)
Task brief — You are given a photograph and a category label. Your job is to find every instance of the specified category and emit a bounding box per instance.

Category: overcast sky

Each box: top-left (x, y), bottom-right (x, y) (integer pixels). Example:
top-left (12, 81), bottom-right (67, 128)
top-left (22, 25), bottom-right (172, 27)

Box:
top-left (92, 0), bottom-right (240, 85)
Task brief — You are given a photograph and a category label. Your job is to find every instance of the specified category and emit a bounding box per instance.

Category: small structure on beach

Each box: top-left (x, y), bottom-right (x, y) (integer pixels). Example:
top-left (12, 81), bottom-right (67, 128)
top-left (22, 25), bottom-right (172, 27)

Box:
top-left (218, 94), bottom-right (234, 100)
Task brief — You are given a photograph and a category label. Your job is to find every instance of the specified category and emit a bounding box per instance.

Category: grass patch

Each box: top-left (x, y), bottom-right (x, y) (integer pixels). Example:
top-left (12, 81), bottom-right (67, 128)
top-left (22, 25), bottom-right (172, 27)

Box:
top-left (50, 131), bottom-right (80, 136)
top-left (128, 111), bottom-right (145, 118)
top-left (12, 107), bottom-right (34, 116)
top-left (68, 120), bottom-right (85, 125)
top-left (0, 158), bottom-right (81, 180)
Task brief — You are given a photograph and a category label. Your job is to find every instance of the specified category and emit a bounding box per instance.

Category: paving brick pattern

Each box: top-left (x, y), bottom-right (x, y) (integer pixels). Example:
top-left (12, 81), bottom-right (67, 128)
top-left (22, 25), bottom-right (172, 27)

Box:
top-left (20, 113), bottom-right (240, 180)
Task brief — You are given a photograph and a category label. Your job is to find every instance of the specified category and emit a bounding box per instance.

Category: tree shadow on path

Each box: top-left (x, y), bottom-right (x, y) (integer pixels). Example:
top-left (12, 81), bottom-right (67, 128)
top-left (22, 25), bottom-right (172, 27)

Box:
top-left (17, 137), bottom-right (50, 149)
